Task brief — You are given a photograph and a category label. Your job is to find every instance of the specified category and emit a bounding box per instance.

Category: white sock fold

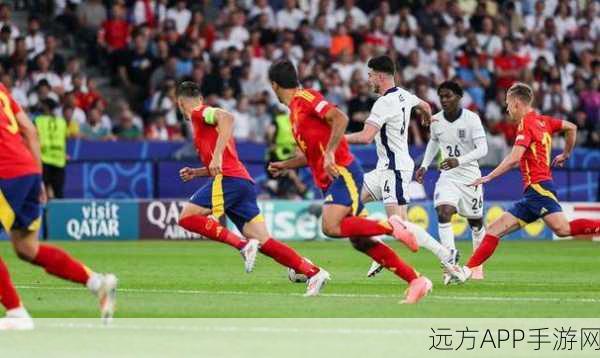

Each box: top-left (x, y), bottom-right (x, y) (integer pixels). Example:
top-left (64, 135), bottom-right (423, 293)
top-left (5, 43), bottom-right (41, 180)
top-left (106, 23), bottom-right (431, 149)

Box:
top-left (472, 226), bottom-right (486, 251)
top-left (86, 272), bottom-right (103, 294)
top-left (438, 222), bottom-right (455, 251)
top-left (404, 221), bottom-right (451, 262)
top-left (6, 306), bottom-right (31, 319)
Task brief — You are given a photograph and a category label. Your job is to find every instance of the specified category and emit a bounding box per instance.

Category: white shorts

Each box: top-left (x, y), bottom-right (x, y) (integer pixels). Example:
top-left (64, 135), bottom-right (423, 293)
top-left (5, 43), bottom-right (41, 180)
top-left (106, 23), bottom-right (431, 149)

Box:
top-left (434, 177), bottom-right (484, 219)
top-left (363, 169), bottom-right (411, 206)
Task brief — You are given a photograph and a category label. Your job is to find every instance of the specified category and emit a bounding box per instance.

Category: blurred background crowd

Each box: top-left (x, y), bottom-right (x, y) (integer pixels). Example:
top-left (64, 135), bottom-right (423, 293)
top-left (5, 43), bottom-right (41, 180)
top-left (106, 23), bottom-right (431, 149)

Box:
top-left (0, 0), bottom-right (598, 154)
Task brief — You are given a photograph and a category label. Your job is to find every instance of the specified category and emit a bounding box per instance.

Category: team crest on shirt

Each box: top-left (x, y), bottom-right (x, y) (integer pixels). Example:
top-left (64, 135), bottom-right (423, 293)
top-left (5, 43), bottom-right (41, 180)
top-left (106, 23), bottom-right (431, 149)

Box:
top-left (458, 128), bottom-right (466, 140)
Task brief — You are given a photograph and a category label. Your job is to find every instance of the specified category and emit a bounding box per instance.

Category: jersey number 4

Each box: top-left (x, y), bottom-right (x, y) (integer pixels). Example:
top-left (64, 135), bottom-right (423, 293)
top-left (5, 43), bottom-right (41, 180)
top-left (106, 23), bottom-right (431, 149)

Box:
top-left (0, 92), bottom-right (18, 134)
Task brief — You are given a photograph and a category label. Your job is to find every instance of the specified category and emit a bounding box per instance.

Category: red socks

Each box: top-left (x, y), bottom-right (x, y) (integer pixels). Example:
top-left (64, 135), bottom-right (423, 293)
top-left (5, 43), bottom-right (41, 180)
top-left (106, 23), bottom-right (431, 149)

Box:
top-left (569, 219), bottom-right (600, 236)
top-left (260, 238), bottom-right (320, 278)
top-left (366, 242), bottom-right (417, 283)
top-left (33, 245), bottom-right (91, 285)
top-left (340, 217), bottom-right (393, 237)
top-left (179, 215), bottom-right (247, 250)
top-left (467, 234), bottom-right (500, 268)
top-left (0, 257), bottom-right (21, 310)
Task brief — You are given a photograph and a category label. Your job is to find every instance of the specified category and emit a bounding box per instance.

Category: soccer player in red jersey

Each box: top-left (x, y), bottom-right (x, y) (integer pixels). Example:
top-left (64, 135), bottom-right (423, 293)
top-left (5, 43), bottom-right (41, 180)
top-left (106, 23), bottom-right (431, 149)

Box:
top-left (267, 60), bottom-right (432, 303)
top-left (457, 82), bottom-right (600, 281)
top-left (0, 84), bottom-right (117, 329)
top-left (174, 81), bottom-right (328, 296)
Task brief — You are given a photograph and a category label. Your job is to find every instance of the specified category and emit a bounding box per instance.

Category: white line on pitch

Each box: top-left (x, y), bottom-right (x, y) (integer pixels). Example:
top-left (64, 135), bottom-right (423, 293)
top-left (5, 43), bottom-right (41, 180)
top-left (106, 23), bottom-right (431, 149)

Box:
top-left (15, 284), bottom-right (600, 303)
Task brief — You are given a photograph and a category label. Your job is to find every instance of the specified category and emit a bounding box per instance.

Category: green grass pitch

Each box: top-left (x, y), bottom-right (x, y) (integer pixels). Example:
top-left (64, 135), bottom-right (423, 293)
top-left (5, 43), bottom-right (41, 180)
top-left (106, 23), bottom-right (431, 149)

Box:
top-left (1, 240), bottom-right (598, 318)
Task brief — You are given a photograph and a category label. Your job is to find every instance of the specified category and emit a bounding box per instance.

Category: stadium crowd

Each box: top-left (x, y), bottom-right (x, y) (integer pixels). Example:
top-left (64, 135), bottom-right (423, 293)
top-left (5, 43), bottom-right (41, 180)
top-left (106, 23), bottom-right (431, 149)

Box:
top-left (0, 0), bottom-right (598, 152)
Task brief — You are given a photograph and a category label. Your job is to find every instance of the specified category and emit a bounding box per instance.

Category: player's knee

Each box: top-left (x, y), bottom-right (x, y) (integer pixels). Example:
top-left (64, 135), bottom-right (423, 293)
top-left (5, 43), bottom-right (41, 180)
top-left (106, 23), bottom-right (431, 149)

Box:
top-left (469, 219), bottom-right (484, 230)
top-left (349, 237), bottom-right (376, 252)
top-left (322, 221), bottom-right (341, 237)
top-left (437, 208), bottom-right (453, 223)
top-left (14, 245), bottom-right (36, 262)
top-left (553, 225), bottom-right (571, 237)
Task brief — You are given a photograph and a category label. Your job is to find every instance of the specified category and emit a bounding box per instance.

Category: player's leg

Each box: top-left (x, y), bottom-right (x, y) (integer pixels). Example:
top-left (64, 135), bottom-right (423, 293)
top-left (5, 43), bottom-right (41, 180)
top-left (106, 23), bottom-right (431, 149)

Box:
top-left (464, 212), bottom-right (520, 269)
top-left (436, 205), bottom-right (457, 250)
top-left (177, 175), bottom-right (249, 250)
top-left (543, 212), bottom-right (600, 237)
top-left (468, 218), bottom-right (486, 280)
top-left (0, 256), bottom-right (33, 330)
top-left (10, 228), bottom-right (118, 322)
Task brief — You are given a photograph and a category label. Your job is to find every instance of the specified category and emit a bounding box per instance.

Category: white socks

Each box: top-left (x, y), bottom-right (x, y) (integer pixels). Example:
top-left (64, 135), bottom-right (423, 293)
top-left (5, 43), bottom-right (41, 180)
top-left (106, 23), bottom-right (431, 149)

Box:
top-left (438, 222), bottom-right (455, 251)
top-left (6, 306), bottom-right (30, 318)
top-left (472, 226), bottom-right (486, 250)
top-left (86, 272), bottom-right (103, 294)
top-left (404, 221), bottom-right (451, 262)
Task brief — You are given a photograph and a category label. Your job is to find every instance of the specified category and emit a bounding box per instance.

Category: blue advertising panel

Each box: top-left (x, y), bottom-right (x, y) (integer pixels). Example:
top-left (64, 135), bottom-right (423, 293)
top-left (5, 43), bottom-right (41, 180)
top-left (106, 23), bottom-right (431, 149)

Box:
top-left (46, 200), bottom-right (139, 240)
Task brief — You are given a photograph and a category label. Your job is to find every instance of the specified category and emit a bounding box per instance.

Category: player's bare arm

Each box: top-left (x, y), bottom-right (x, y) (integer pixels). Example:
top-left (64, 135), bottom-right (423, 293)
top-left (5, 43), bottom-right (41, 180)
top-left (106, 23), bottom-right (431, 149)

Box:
top-left (268, 151), bottom-right (308, 177)
top-left (469, 145), bottom-right (526, 186)
top-left (16, 111), bottom-right (42, 170)
top-left (209, 108), bottom-right (235, 176)
top-left (345, 122), bottom-right (379, 144)
top-left (179, 167), bottom-right (209, 182)
top-left (416, 136), bottom-right (440, 184)
top-left (415, 100), bottom-right (433, 126)
top-left (323, 107), bottom-right (348, 178)
top-left (551, 120), bottom-right (577, 167)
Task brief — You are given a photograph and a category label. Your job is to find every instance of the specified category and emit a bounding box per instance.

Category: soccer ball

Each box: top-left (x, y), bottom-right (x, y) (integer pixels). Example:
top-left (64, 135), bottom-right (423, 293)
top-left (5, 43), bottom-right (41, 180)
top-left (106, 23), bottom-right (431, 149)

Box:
top-left (287, 258), bottom-right (313, 283)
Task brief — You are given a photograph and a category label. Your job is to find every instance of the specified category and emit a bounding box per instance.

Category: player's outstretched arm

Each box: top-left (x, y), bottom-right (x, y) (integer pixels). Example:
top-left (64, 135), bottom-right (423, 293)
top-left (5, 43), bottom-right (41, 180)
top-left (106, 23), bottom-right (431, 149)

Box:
top-left (209, 108), bottom-right (235, 176)
top-left (345, 122), bottom-right (379, 145)
top-left (16, 111), bottom-right (42, 170)
top-left (551, 120), bottom-right (577, 167)
top-left (415, 100), bottom-right (433, 126)
top-left (470, 145), bottom-right (525, 186)
top-left (179, 167), bottom-right (209, 182)
top-left (268, 151), bottom-right (308, 177)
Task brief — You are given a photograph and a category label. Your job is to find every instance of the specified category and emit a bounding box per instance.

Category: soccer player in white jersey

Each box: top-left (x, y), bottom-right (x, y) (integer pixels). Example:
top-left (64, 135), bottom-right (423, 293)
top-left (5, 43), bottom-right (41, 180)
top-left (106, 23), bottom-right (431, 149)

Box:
top-left (346, 56), bottom-right (466, 282)
top-left (415, 81), bottom-right (488, 283)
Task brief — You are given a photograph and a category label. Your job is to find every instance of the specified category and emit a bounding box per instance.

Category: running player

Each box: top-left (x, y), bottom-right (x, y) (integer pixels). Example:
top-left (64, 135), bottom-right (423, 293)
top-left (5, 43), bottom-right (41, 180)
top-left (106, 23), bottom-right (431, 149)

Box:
top-left (345, 56), bottom-right (466, 283)
top-left (267, 60), bottom-right (433, 304)
top-left (457, 82), bottom-right (600, 281)
top-left (174, 81), bottom-right (328, 296)
top-left (416, 81), bottom-right (488, 283)
top-left (0, 83), bottom-right (117, 329)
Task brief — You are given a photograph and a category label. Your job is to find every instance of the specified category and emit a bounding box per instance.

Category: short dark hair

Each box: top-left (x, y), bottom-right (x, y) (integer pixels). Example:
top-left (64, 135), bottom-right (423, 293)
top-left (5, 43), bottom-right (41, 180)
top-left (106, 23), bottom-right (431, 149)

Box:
top-left (268, 60), bottom-right (299, 89)
top-left (176, 81), bottom-right (202, 98)
top-left (507, 82), bottom-right (533, 104)
top-left (367, 55), bottom-right (395, 76)
top-left (437, 81), bottom-right (463, 97)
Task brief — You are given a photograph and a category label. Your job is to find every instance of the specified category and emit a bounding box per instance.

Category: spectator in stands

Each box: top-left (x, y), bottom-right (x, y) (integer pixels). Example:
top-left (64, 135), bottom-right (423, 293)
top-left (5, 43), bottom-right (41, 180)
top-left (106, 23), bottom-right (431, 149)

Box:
top-left (117, 31), bottom-right (155, 110)
top-left (0, 24), bottom-right (12, 67)
top-left (25, 15), bottom-right (44, 59)
top-left (80, 107), bottom-right (114, 141)
top-left (35, 98), bottom-right (68, 199)
top-left (98, 4), bottom-right (130, 71)
top-left (0, 3), bottom-right (19, 38)
top-left (276, 0), bottom-right (305, 31)
top-left (28, 79), bottom-right (59, 114)
top-left (149, 79), bottom-right (178, 126)
top-left (542, 78), bottom-right (573, 118)
top-left (113, 109), bottom-right (143, 140)
top-left (166, 0), bottom-right (191, 35)
top-left (346, 81), bottom-right (374, 133)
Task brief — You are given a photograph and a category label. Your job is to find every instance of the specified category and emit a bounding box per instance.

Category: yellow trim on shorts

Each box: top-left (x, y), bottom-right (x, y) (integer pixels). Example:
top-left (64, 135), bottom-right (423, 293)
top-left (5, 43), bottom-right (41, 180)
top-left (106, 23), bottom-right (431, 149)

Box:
top-left (337, 165), bottom-right (359, 216)
top-left (530, 183), bottom-right (558, 202)
top-left (0, 189), bottom-right (15, 232)
top-left (211, 174), bottom-right (225, 219)
top-left (27, 217), bottom-right (41, 231)
top-left (249, 214), bottom-right (265, 224)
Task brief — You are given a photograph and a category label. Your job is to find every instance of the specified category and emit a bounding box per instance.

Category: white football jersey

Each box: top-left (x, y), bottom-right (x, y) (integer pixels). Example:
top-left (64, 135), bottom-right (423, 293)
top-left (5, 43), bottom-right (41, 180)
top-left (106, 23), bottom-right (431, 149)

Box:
top-left (365, 87), bottom-right (421, 172)
top-left (430, 108), bottom-right (486, 183)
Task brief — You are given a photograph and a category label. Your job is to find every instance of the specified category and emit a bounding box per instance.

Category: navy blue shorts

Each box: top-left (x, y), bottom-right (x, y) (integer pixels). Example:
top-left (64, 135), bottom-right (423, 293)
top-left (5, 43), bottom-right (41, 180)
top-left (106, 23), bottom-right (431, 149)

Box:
top-left (508, 180), bottom-right (563, 224)
top-left (189, 175), bottom-right (262, 231)
top-left (323, 160), bottom-right (365, 216)
top-left (0, 174), bottom-right (42, 232)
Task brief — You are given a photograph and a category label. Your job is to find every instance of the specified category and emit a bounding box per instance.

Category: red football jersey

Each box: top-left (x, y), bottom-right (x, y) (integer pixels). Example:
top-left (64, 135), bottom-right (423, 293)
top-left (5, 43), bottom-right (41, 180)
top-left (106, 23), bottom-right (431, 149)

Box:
top-left (288, 89), bottom-right (354, 189)
top-left (190, 104), bottom-right (252, 181)
top-left (0, 84), bottom-right (40, 179)
top-left (514, 111), bottom-right (563, 188)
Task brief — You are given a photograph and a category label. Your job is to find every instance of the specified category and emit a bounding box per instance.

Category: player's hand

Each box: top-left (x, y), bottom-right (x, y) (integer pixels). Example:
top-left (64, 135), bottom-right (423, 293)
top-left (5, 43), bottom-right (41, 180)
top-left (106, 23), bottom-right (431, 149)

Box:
top-left (209, 156), bottom-right (223, 176)
top-left (551, 153), bottom-right (569, 168)
top-left (179, 167), bottom-right (197, 182)
top-left (468, 176), bottom-right (491, 187)
top-left (323, 151), bottom-right (339, 178)
top-left (267, 161), bottom-right (287, 177)
top-left (440, 158), bottom-right (459, 171)
top-left (415, 167), bottom-right (426, 184)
